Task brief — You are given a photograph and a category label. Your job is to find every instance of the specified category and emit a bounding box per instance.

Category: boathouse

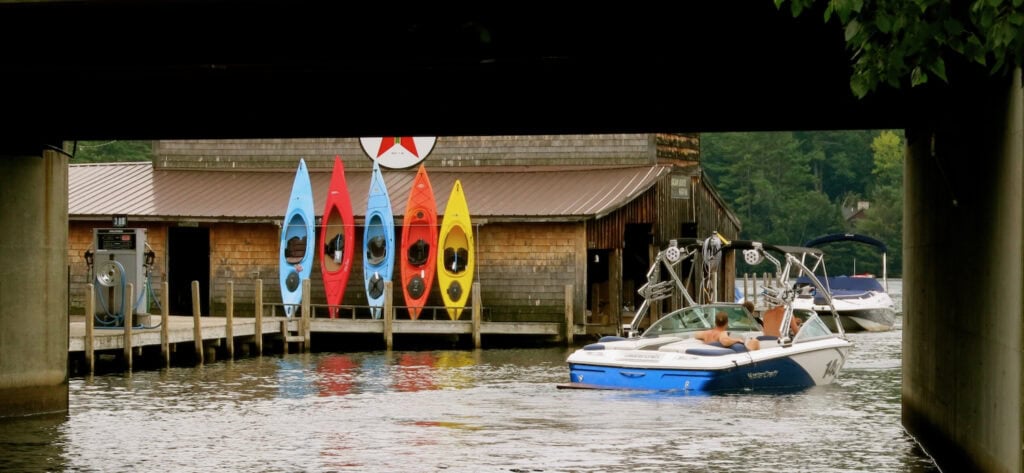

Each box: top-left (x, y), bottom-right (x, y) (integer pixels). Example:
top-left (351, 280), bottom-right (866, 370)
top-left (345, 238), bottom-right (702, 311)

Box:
top-left (67, 134), bottom-right (740, 336)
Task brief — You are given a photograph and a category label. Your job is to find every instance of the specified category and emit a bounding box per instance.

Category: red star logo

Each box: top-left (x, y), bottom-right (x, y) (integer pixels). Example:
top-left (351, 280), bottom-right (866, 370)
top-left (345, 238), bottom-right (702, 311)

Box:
top-left (376, 137), bottom-right (419, 158)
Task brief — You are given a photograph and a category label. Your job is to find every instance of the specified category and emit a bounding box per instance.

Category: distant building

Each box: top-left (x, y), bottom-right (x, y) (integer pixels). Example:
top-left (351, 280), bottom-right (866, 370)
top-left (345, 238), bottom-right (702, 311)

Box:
top-left (68, 134), bottom-right (740, 332)
top-left (842, 200), bottom-right (871, 223)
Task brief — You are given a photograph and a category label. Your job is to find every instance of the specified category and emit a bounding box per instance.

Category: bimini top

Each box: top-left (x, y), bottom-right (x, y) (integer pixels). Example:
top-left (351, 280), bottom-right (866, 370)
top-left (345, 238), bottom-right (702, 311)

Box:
top-left (804, 233), bottom-right (887, 254)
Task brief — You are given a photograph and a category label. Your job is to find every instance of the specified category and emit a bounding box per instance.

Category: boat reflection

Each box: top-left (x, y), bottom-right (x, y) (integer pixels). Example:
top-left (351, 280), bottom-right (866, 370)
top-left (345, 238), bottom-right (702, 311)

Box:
top-left (393, 352), bottom-right (437, 392)
top-left (316, 354), bottom-right (358, 396)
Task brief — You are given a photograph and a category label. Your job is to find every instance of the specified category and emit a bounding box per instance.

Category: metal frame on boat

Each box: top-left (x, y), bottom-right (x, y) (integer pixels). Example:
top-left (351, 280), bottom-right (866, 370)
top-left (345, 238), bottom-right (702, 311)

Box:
top-left (792, 233), bottom-right (897, 332)
top-left (562, 234), bottom-right (853, 393)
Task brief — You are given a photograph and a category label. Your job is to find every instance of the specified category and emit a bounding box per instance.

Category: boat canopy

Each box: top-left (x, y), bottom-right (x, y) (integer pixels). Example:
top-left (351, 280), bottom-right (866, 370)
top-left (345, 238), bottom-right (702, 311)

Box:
top-left (803, 233), bottom-right (887, 254)
top-left (795, 275), bottom-right (884, 293)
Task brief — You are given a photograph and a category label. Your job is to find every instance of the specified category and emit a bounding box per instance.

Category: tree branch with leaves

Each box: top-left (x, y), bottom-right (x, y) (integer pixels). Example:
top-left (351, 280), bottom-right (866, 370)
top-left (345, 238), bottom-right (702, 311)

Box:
top-left (775, 0), bottom-right (1024, 98)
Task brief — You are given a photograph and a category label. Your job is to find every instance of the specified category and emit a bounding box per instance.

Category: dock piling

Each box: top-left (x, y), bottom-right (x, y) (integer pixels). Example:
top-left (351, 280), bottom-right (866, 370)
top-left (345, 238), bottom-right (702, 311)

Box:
top-left (192, 280), bottom-right (203, 364)
top-left (124, 283), bottom-right (134, 371)
top-left (226, 280), bottom-right (235, 358)
top-left (85, 283), bottom-right (95, 374)
top-left (254, 279), bottom-right (263, 355)
top-left (472, 282), bottom-right (481, 348)
top-left (565, 284), bottom-right (574, 346)
top-left (161, 281), bottom-right (170, 367)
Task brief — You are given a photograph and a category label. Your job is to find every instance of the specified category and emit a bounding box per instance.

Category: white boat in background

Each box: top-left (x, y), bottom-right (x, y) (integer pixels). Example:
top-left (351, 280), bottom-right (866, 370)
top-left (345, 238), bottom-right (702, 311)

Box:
top-left (562, 235), bottom-right (852, 394)
top-left (792, 233), bottom-right (897, 332)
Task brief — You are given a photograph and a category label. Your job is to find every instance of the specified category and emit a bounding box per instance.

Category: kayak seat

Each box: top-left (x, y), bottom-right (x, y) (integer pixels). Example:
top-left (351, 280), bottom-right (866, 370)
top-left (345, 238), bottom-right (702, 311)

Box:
top-left (324, 233), bottom-right (344, 262)
top-left (367, 235), bottom-right (387, 265)
top-left (408, 239), bottom-right (430, 266)
top-left (443, 247), bottom-right (469, 273)
top-left (285, 236), bottom-right (306, 264)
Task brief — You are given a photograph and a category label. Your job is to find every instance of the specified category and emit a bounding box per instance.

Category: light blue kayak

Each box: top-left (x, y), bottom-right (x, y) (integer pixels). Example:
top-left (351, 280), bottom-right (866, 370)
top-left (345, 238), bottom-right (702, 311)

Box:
top-left (363, 161), bottom-right (395, 319)
top-left (279, 158), bottom-right (315, 318)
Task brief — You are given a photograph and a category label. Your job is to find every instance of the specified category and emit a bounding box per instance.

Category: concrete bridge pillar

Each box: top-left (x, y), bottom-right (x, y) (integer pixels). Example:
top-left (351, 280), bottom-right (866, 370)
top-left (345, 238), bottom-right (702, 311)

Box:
top-left (0, 149), bottom-right (68, 417)
top-left (903, 70), bottom-right (1023, 472)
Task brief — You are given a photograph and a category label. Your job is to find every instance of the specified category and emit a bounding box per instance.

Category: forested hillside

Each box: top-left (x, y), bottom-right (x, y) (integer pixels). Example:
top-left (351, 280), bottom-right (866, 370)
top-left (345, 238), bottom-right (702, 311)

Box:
top-left (701, 130), bottom-right (904, 277)
top-left (70, 140), bottom-right (152, 163)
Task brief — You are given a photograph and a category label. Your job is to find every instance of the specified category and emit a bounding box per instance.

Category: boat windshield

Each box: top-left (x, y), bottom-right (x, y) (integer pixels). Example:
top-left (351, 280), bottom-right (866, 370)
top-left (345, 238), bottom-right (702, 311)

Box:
top-left (641, 304), bottom-right (760, 338)
top-left (792, 309), bottom-right (834, 341)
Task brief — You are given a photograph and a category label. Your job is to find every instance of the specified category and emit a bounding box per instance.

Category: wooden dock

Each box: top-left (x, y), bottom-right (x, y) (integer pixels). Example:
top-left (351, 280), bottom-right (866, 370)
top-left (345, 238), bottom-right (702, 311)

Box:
top-left (69, 280), bottom-right (602, 373)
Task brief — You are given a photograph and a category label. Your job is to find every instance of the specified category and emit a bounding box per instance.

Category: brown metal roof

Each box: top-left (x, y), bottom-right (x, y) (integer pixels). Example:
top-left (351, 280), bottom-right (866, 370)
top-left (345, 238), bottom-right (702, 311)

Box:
top-left (69, 162), bottom-right (671, 222)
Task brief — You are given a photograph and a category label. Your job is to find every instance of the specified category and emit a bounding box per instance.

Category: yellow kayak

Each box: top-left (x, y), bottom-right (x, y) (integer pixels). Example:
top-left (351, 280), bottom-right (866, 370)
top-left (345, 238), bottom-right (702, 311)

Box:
top-left (437, 180), bottom-right (474, 320)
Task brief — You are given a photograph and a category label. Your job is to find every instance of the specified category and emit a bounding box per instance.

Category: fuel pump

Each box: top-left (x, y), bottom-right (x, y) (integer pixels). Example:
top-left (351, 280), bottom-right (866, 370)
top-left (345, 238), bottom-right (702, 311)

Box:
top-left (84, 228), bottom-right (155, 327)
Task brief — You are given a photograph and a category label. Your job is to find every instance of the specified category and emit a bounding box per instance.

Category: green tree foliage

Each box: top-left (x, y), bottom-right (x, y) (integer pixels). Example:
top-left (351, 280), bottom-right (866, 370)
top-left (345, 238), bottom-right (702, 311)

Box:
top-left (853, 130), bottom-right (905, 276)
top-left (776, 0), bottom-right (1024, 98)
top-left (701, 132), bottom-right (844, 246)
top-left (71, 141), bottom-right (152, 163)
top-left (795, 130), bottom-right (877, 201)
top-left (702, 130), bottom-right (904, 276)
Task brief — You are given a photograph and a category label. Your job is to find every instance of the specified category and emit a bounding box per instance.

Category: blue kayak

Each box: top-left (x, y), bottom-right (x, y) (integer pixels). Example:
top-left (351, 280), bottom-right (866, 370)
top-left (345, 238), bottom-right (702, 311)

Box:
top-left (279, 158), bottom-right (315, 318)
top-left (363, 161), bottom-right (395, 319)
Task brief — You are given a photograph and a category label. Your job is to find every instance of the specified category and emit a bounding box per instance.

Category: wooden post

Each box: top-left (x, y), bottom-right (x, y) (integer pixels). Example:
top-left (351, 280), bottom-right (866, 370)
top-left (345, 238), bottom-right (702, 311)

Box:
top-left (472, 282), bottom-right (482, 349)
top-left (124, 283), bottom-right (134, 371)
top-left (254, 279), bottom-right (263, 355)
top-left (281, 320), bottom-right (289, 354)
top-left (565, 284), bottom-right (574, 346)
top-left (226, 280), bottom-right (235, 359)
top-left (85, 283), bottom-right (95, 374)
top-left (161, 281), bottom-right (170, 367)
top-left (383, 281), bottom-right (393, 350)
top-left (192, 280), bottom-right (204, 364)
top-left (302, 279), bottom-right (311, 352)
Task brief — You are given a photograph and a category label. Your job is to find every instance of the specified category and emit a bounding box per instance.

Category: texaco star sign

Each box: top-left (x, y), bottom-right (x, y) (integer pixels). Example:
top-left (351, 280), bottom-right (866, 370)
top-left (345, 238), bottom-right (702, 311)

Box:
top-left (359, 137), bottom-right (436, 169)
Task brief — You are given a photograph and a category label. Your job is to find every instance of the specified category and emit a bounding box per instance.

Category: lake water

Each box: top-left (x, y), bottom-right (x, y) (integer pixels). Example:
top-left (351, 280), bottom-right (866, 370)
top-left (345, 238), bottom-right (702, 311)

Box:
top-left (2, 280), bottom-right (939, 472)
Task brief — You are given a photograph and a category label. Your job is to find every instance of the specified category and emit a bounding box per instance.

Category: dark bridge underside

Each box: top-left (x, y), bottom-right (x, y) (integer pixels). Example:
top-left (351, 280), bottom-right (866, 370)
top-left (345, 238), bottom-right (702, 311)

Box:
top-left (0, 1), bottom-right (914, 148)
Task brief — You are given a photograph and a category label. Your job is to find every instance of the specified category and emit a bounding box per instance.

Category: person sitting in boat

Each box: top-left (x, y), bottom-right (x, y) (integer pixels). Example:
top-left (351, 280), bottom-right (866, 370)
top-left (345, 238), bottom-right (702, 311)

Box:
top-left (743, 300), bottom-right (761, 327)
top-left (761, 304), bottom-right (801, 339)
top-left (696, 311), bottom-right (760, 350)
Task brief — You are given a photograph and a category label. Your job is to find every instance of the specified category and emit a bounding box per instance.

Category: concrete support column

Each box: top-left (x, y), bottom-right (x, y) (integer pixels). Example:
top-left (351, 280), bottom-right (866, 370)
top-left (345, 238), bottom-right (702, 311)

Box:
top-left (0, 150), bottom-right (69, 417)
top-left (902, 69), bottom-right (1023, 472)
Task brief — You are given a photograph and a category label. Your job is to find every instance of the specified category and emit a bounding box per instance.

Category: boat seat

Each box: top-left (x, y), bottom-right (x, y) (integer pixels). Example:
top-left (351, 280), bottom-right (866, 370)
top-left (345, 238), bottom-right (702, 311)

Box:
top-left (685, 341), bottom-right (749, 356)
top-left (285, 236), bottom-right (306, 264)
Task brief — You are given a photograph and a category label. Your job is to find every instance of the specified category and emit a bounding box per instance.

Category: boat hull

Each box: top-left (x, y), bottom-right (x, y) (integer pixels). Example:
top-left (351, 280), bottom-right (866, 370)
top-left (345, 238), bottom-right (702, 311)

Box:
top-left (279, 159), bottom-right (315, 318)
top-left (363, 162), bottom-right (395, 319)
top-left (821, 306), bottom-right (897, 332)
top-left (319, 156), bottom-right (355, 319)
top-left (437, 180), bottom-right (474, 320)
top-left (564, 339), bottom-right (850, 393)
top-left (797, 291), bottom-right (897, 332)
top-left (400, 164), bottom-right (438, 320)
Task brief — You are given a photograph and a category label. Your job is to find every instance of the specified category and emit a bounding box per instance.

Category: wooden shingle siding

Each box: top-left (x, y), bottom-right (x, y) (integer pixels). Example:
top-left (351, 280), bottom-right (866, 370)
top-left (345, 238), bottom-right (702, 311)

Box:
top-left (476, 223), bottom-right (581, 322)
top-left (154, 134), bottom-right (679, 171)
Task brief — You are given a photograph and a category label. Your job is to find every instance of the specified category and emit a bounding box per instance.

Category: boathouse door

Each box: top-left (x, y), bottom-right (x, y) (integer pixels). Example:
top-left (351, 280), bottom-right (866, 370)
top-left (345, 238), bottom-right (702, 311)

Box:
top-left (167, 226), bottom-right (210, 316)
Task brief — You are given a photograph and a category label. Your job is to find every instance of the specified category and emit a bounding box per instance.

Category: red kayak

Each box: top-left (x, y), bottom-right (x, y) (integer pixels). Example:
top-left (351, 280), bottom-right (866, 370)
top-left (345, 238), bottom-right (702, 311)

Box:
top-left (319, 156), bottom-right (355, 318)
top-left (400, 164), bottom-right (438, 319)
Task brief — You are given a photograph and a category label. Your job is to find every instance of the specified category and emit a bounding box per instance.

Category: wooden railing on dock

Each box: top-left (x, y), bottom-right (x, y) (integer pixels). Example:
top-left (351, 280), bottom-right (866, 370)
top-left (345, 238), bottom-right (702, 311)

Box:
top-left (71, 277), bottom-right (574, 374)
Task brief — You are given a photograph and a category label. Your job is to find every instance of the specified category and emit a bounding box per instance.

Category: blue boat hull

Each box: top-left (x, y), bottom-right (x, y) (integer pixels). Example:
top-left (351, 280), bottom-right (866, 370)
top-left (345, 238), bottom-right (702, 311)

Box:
top-left (363, 162), bottom-right (395, 319)
top-left (567, 356), bottom-right (817, 393)
top-left (279, 159), bottom-right (315, 318)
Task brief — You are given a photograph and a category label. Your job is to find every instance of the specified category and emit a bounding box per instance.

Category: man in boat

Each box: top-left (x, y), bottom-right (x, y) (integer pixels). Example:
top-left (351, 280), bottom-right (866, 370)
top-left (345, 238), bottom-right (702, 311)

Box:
top-left (696, 311), bottom-right (760, 351)
top-left (761, 304), bottom-right (801, 339)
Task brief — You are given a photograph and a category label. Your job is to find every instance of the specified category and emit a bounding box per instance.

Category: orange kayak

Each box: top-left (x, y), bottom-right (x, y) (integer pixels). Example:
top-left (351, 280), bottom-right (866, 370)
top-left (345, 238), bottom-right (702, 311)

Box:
top-left (400, 164), bottom-right (438, 319)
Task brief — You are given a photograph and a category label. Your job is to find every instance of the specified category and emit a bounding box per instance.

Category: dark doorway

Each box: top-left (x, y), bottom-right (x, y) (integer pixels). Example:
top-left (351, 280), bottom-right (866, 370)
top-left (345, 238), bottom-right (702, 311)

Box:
top-left (168, 226), bottom-right (210, 316)
top-left (585, 249), bottom-right (610, 323)
top-left (623, 224), bottom-right (653, 312)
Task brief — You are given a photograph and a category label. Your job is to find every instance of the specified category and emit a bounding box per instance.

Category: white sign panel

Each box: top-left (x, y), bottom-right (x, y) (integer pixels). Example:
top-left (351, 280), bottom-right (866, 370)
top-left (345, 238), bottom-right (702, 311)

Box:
top-left (359, 137), bottom-right (436, 169)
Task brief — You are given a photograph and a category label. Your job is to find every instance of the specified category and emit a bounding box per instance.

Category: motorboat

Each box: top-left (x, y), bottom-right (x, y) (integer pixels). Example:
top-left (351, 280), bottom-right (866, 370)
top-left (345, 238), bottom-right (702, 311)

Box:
top-left (562, 235), bottom-right (852, 393)
top-left (792, 233), bottom-right (897, 332)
